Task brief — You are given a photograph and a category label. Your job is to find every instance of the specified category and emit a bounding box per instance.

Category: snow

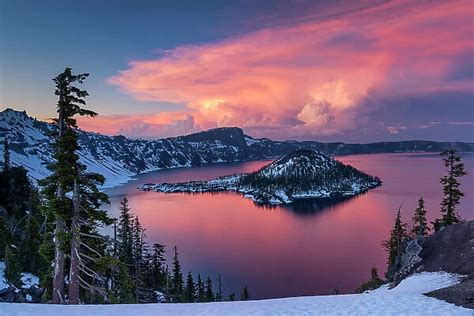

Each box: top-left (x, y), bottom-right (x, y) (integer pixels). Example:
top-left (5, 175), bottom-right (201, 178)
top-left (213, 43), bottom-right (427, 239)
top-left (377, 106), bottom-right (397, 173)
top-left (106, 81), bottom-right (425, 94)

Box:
top-left (0, 261), bottom-right (39, 290)
top-left (0, 272), bottom-right (470, 315)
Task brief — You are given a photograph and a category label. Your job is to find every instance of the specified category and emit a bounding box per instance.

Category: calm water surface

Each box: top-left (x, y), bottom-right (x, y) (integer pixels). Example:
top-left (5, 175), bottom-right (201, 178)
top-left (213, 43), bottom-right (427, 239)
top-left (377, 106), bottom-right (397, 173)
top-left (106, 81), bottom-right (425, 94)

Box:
top-left (104, 153), bottom-right (473, 299)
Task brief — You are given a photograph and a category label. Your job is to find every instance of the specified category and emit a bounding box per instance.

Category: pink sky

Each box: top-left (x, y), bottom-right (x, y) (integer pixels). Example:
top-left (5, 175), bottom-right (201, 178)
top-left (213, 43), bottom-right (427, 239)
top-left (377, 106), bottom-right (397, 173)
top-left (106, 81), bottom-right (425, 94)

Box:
top-left (78, 0), bottom-right (473, 140)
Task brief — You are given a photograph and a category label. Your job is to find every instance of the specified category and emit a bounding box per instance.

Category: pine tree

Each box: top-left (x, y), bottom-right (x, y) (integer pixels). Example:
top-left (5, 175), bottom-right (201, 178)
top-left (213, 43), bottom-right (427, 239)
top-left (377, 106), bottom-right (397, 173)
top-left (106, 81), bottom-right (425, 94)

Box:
top-left (171, 246), bottom-right (184, 302)
top-left (148, 243), bottom-right (167, 292)
top-left (227, 293), bottom-right (236, 301)
top-left (185, 272), bottom-right (195, 302)
top-left (40, 68), bottom-right (110, 304)
top-left (117, 197), bottom-right (134, 265)
top-left (205, 276), bottom-right (214, 302)
top-left (433, 149), bottom-right (467, 231)
top-left (382, 206), bottom-right (408, 268)
top-left (215, 273), bottom-right (223, 302)
top-left (196, 273), bottom-right (205, 302)
top-left (411, 197), bottom-right (430, 236)
top-left (240, 285), bottom-right (250, 301)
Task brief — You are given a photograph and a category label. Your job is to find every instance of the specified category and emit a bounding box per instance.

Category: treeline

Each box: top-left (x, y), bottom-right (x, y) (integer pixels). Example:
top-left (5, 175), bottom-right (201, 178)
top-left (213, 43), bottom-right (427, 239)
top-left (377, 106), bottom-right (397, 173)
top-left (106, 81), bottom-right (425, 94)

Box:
top-left (0, 68), bottom-right (249, 304)
top-left (359, 149), bottom-right (467, 292)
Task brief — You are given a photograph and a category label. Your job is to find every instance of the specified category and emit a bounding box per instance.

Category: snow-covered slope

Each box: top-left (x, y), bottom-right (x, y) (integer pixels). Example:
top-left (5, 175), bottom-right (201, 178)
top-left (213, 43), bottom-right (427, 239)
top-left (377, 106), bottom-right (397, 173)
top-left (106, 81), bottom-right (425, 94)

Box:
top-left (141, 150), bottom-right (381, 205)
top-left (2, 108), bottom-right (473, 188)
top-left (0, 272), bottom-right (470, 315)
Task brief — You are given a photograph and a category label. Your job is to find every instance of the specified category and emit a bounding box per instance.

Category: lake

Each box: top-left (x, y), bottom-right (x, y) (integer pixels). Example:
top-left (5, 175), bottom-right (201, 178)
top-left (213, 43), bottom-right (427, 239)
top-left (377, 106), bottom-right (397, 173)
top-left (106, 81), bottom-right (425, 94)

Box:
top-left (104, 153), bottom-right (474, 299)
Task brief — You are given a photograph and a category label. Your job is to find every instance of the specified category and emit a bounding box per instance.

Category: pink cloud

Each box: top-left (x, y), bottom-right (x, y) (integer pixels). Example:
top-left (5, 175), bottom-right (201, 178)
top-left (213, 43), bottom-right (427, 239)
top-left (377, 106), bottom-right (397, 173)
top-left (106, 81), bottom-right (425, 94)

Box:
top-left (98, 0), bottom-right (473, 139)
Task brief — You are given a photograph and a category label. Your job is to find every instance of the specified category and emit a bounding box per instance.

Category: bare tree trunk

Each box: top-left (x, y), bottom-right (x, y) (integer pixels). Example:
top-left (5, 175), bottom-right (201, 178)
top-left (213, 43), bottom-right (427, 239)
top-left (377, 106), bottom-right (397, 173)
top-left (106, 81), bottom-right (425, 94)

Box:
top-left (69, 179), bottom-right (81, 304)
top-left (52, 88), bottom-right (66, 304)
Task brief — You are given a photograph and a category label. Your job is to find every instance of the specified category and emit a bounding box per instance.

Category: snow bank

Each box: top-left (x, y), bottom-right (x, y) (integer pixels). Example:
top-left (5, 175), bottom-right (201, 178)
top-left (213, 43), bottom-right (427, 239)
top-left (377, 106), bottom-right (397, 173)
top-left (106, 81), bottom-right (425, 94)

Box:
top-left (0, 272), bottom-right (470, 315)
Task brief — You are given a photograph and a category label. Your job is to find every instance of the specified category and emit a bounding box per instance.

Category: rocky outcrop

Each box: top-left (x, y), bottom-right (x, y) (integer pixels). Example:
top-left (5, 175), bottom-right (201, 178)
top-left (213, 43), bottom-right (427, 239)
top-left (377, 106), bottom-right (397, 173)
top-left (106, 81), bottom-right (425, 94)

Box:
top-left (0, 285), bottom-right (43, 303)
top-left (388, 220), bottom-right (474, 308)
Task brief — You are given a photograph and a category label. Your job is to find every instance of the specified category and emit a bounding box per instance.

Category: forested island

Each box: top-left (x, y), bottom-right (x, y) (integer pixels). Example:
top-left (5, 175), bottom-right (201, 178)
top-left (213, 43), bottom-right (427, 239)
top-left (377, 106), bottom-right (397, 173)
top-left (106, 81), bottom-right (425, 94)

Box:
top-left (140, 149), bottom-right (382, 205)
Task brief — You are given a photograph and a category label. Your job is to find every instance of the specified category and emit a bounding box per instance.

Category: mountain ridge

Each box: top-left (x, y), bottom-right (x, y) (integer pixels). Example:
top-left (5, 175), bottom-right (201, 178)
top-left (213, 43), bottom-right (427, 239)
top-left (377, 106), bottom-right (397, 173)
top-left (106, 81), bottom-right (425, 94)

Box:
top-left (1, 108), bottom-right (473, 187)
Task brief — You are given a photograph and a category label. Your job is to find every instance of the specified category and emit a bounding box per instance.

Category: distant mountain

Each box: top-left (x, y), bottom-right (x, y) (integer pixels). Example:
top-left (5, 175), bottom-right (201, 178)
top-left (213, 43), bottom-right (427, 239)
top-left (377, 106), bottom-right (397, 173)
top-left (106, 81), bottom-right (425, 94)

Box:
top-left (140, 150), bottom-right (381, 205)
top-left (0, 108), bottom-right (473, 187)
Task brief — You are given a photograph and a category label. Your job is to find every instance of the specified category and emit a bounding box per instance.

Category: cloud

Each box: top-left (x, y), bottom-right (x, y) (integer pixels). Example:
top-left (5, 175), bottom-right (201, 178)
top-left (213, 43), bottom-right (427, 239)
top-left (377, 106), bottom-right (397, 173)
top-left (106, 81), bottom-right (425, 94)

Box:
top-left (101, 0), bottom-right (473, 140)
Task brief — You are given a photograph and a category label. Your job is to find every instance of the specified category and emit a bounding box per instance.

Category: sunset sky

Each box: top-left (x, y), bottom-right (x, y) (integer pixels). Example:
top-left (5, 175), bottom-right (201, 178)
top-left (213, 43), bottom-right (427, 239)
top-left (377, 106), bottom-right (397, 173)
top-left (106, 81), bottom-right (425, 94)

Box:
top-left (0, 0), bottom-right (473, 142)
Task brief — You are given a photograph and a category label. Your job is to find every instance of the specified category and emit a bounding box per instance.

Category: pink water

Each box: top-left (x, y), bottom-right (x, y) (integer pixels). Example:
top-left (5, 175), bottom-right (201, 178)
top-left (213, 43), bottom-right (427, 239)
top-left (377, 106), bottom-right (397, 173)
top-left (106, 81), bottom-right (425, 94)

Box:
top-left (105, 153), bottom-right (473, 299)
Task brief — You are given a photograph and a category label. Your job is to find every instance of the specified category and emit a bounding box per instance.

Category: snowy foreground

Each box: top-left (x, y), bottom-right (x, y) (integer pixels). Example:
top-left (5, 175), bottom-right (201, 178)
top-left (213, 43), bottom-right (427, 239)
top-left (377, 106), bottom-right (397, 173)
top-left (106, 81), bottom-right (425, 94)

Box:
top-left (1, 272), bottom-right (471, 315)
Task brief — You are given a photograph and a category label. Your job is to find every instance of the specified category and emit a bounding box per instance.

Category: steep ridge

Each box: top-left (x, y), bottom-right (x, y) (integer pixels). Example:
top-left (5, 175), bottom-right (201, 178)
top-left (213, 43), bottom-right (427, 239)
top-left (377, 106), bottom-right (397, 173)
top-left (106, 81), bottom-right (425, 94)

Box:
top-left (1, 108), bottom-right (473, 187)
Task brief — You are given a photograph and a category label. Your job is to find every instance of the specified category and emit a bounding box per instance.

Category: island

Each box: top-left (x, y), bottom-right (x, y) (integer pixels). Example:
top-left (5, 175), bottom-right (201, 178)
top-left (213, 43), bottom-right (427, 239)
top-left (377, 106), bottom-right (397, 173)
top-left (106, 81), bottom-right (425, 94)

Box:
top-left (139, 150), bottom-right (382, 205)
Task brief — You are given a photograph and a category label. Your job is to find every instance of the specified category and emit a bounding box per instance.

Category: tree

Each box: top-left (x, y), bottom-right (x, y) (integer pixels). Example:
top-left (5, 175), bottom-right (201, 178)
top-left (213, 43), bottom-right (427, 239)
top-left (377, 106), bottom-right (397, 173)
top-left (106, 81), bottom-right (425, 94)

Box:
top-left (433, 150), bottom-right (467, 231)
top-left (240, 285), bottom-right (250, 301)
top-left (205, 276), bottom-right (214, 302)
top-left (185, 272), bottom-right (195, 302)
top-left (148, 243), bottom-right (167, 292)
top-left (382, 206), bottom-right (408, 268)
top-left (171, 246), bottom-right (184, 302)
top-left (356, 267), bottom-right (384, 293)
top-left (215, 274), bottom-right (223, 302)
top-left (40, 68), bottom-right (110, 304)
top-left (196, 273), bottom-right (205, 302)
top-left (227, 293), bottom-right (236, 301)
top-left (411, 197), bottom-right (429, 236)
top-left (117, 197), bottom-right (134, 265)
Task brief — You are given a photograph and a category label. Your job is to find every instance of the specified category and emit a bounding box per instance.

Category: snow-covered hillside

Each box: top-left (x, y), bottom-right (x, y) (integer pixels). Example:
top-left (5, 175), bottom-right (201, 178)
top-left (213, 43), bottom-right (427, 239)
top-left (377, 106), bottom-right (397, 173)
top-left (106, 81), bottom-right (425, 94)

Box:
top-left (1, 108), bottom-right (473, 188)
top-left (141, 150), bottom-right (381, 205)
top-left (0, 272), bottom-right (470, 315)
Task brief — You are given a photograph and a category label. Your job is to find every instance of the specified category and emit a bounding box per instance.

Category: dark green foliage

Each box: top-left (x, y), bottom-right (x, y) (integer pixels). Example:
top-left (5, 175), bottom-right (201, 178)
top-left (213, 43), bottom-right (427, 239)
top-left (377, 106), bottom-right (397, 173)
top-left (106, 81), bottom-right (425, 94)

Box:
top-left (433, 150), bottom-right (467, 231)
top-left (185, 272), bottom-right (195, 302)
top-left (382, 207), bottom-right (408, 268)
top-left (117, 197), bottom-right (134, 265)
top-left (215, 274), bottom-right (223, 302)
top-left (356, 267), bottom-right (384, 293)
top-left (205, 276), bottom-right (214, 302)
top-left (411, 197), bottom-right (430, 237)
top-left (171, 246), bottom-right (184, 302)
top-left (196, 273), bottom-right (205, 302)
top-left (227, 293), bottom-right (236, 301)
top-left (4, 245), bottom-right (22, 288)
top-left (147, 243), bottom-right (167, 292)
top-left (240, 285), bottom-right (250, 301)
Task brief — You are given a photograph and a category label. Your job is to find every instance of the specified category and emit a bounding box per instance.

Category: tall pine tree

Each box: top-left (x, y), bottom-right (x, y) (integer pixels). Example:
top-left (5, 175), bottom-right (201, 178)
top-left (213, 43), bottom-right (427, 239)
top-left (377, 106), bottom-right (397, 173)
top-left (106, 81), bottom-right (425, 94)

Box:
top-left (433, 149), bottom-right (467, 231)
top-left (185, 272), bottom-right (195, 302)
top-left (382, 206), bottom-right (408, 268)
top-left (171, 246), bottom-right (184, 302)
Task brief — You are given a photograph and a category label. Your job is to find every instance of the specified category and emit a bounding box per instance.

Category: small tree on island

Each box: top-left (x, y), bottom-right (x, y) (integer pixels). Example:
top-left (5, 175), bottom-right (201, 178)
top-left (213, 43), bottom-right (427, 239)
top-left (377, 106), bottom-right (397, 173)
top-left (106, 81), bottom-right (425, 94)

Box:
top-left (411, 197), bottom-right (430, 237)
top-left (433, 149), bottom-right (467, 231)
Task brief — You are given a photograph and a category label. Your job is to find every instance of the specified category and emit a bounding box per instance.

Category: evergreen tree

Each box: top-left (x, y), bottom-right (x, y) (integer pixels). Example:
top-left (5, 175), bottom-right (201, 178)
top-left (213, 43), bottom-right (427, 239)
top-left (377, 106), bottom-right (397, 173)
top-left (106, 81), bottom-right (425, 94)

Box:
top-left (196, 273), bottom-right (205, 302)
top-left (356, 267), bottom-right (384, 293)
top-left (382, 206), bottom-right (408, 268)
top-left (40, 68), bottom-right (111, 304)
top-left (411, 197), bottom-right (429, 236)
top-left (215, 273), bottom-right (223, 302)
top-left (4, 245), bottom-right (22, 288)
top-left (148, 243), bottom-right (167, 292)
top-left (171, 246), bottom-right (184, 302)
top-left (227, 293), bottom-right (236, 301)
top-left (117, 197), bottom-right (134, 265)
top-left (240, 285), bottom-right (250, 301)
top-left (205, 276), bottom-right (214, 302)
top-left (185, 272), bottom-right (195, 302)
top-left (433, 149), bottom-right (467, 231)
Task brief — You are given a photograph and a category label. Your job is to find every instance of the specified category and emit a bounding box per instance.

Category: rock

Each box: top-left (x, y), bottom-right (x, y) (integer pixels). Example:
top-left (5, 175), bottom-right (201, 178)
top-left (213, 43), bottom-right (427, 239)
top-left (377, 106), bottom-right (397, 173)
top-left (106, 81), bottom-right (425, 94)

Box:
top-left (0, 286), bottom-right (17, 302)
top-left (25, 285), bottom-right (44, 303)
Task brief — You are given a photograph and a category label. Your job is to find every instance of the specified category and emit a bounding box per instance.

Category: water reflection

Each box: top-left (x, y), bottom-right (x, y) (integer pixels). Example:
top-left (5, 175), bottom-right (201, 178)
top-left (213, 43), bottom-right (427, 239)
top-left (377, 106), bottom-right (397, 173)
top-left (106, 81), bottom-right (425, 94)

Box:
top-left (104, 153), bottom-right (473, 299)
